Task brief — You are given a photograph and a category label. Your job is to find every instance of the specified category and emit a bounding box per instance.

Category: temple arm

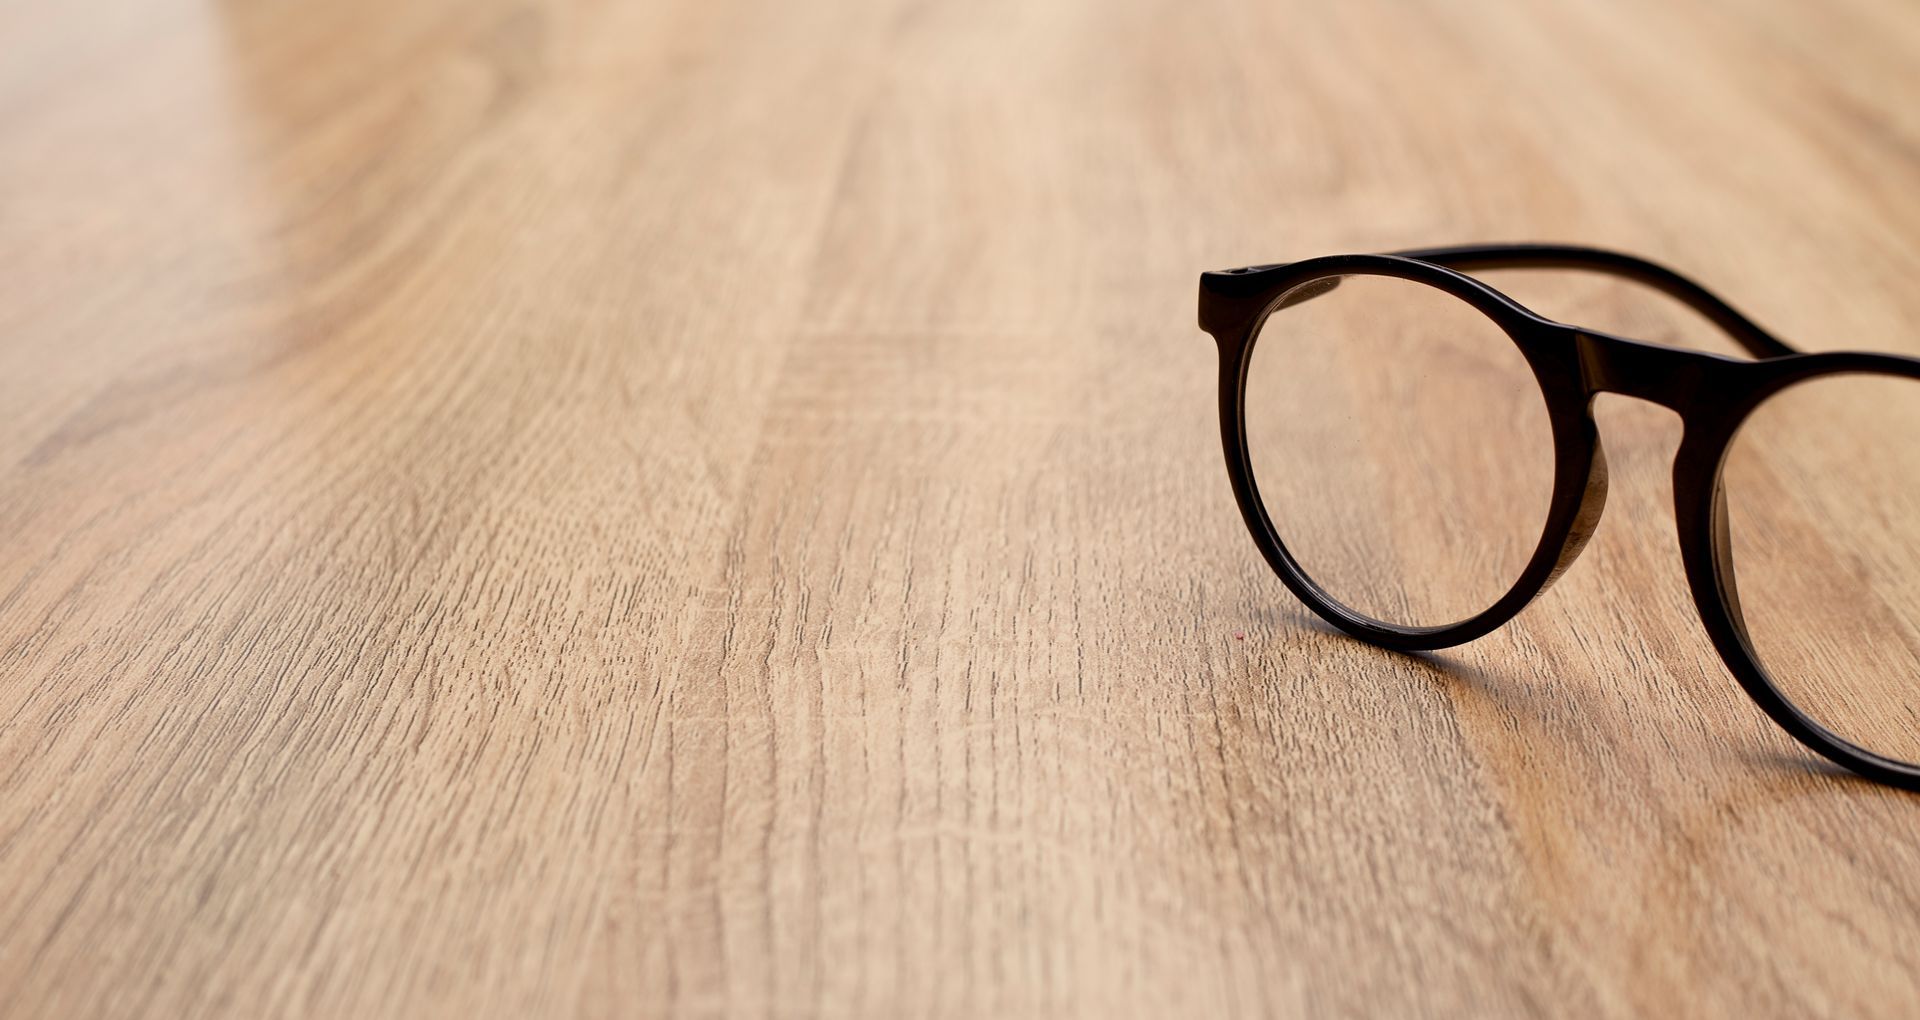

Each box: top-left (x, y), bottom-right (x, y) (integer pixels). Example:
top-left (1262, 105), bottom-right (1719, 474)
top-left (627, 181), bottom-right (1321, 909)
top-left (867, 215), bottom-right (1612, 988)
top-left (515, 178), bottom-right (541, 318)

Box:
top-left (1389, 243), bottom-right (1798, 359)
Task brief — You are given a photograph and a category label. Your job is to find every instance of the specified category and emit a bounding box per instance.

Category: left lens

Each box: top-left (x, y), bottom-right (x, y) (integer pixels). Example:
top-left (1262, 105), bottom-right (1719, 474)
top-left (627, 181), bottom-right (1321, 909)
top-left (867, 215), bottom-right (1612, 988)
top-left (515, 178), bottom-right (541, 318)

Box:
top-left (1722, 371), bottom-right (1920, 766)
top-left (1243, 271), bottom-right (1558, 629)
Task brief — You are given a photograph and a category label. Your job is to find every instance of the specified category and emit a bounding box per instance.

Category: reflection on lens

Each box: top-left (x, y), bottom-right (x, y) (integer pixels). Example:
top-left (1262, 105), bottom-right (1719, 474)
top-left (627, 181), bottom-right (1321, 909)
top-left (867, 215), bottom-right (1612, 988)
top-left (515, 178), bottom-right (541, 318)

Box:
top-left (1723, 373), bottom-right (1920, 765)
top-left (1244, 273), bottom-right (1557, 628)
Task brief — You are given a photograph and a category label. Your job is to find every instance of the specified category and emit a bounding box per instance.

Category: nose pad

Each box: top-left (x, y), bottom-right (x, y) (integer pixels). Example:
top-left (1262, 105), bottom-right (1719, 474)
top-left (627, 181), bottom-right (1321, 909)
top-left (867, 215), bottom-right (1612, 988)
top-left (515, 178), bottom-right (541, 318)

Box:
top-left (1541, 436), bottom-right (1611, 590)
top-left (1706, 475), bottom-right (1750, 633)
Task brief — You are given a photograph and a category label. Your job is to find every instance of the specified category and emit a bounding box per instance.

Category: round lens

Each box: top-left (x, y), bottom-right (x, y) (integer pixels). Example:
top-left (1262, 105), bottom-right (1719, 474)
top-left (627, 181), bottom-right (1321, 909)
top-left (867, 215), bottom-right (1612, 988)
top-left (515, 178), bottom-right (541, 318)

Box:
top-left (1722, 372), bottom-right (1920, 765)
top-left (1243, 272), bottom-right (1559, 629)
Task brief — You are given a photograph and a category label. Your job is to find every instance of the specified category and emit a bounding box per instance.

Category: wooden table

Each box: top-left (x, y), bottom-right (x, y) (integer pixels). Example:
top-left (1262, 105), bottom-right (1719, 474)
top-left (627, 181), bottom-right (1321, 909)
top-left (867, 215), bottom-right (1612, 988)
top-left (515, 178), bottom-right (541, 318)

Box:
top-left (5, 0), bottom-right (1919, 1016)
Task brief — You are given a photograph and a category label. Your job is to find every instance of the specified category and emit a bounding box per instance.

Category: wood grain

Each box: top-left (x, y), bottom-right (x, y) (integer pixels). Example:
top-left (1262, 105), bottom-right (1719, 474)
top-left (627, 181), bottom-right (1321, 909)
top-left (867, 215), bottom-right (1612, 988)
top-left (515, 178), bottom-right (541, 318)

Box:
top-left (4, 0), bottom-right (1920, 1016)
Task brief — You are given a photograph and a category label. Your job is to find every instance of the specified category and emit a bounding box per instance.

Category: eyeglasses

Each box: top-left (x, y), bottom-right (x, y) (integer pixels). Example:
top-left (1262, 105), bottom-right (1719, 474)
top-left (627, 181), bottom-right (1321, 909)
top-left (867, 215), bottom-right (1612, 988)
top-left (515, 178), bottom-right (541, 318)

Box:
top-left (1198, 244), bottom-right (1920, 791)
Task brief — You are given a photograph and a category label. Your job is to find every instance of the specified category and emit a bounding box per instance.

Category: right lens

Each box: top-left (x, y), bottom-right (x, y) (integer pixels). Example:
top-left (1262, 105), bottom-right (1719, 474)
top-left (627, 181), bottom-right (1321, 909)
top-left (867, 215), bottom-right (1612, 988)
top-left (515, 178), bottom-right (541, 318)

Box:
top-left (1243, 272), bottom-right (1559, 629)
top-left (1722, 372), bottom-right (1920, 765)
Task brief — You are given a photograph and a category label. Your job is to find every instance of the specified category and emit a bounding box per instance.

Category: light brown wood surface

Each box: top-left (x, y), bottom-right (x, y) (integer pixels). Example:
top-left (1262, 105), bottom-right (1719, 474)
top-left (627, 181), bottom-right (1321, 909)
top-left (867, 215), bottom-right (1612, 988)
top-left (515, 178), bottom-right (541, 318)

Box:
top-left (5, 0), bottom-right (1920, 1016)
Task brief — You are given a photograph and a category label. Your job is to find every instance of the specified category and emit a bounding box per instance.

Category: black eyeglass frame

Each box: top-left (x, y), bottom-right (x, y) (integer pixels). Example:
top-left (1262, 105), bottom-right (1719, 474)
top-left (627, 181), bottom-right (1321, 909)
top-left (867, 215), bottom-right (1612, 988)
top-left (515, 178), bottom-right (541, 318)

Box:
top-left (1198, 243), bottom-right (1920, 791)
